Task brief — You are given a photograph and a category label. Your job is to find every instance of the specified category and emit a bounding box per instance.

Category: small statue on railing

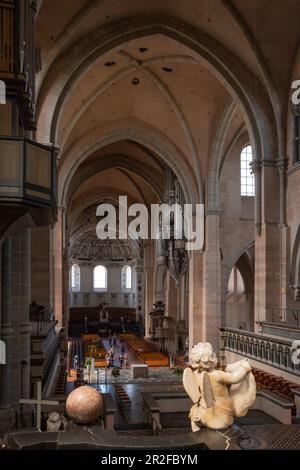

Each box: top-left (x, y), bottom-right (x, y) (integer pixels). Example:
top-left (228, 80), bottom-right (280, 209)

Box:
top-left (183, 342), bottom-right (256, 431)
top-left (47, 412), bottom-right (67, 432)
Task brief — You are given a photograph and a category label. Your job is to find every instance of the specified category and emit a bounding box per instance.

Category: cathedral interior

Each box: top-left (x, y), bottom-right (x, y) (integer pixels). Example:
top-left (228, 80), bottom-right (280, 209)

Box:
top-left (1, 0), bottom-right (300, 452)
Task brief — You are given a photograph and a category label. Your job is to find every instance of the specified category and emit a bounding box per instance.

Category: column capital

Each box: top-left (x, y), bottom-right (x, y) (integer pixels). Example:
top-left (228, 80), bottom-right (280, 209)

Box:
top-left (53, 145), bottom-right (61, 160)
top-left (276, 158), bottom-right (288, 172)
top-left (249, 159), bottom-right (262, 174)
top-left (205, 209), bottom-right (221, 216)
top-left (251, 159), bottom-right (282, 173)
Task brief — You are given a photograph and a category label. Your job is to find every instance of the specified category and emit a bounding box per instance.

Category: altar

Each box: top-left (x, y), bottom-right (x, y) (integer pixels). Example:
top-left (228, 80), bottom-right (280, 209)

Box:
top-left (131, 364), bottom-right (148, 379)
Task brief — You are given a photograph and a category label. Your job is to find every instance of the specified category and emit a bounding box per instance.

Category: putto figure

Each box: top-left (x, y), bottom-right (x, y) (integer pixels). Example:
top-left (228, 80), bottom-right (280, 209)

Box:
top-left (183, 342), bottom-right (256, 431)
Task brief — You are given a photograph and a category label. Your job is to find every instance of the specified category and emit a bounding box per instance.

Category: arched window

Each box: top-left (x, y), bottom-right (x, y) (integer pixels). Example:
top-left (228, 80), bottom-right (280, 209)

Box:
top-left (94, 265), bottom-right (107, 290)
top-left (227, 266), bottom-right (245, 300)
top-left (71, 264), bottom-right (80, 291)
top-left (240, 145), bottom-right (255, 196)
top-left (121, 265), bottom-right (132, 290)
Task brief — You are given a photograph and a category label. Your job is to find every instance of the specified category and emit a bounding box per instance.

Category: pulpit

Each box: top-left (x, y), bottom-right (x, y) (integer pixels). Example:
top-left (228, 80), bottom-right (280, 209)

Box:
top-left (0, 1), bottom-right (58, 239)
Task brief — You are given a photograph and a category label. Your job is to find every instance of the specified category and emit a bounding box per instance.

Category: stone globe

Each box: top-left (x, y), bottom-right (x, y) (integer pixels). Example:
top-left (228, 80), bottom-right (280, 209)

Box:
top-left (66, 385), bottom-right (104, 424)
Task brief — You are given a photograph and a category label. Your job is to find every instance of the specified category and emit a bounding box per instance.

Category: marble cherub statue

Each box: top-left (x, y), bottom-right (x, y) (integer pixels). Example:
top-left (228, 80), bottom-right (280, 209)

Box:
top-left (183, 342), bottom-right (256, 431)
top-left (47, 411), bottom-right (67, 432)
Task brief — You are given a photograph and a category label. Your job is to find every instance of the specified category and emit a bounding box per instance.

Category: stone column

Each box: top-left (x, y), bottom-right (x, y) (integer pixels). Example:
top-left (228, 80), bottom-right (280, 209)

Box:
top-left (251, 160), bottom-right (262, 237)
top-left (276, 159), bottom-right (287, 227)
top-left (253, 161), bottom-right (281, 328)
top-left (31, 226), bottom-right (51, 307)
top-left (144, 240), bottom-right (155, 338)
top-left (0, 229), bottom-right (31, 409)
top-left (165, 272), bottom-right (177, 318)
top-left (135, 260), bottom-right (144, 325)
top-left (277, 159), bottom-right (289, 312)
top-left (188, 249), bottom-right (203, 351)
top-left (164, 273), bottom-right (178, 353)
top-left (183, 272), bottom-right (189, 327)
top-left (178, 277), bottom-right (183, 321)
top-left (202, 213), bottom-right (222, 352)
top-left (52, 208), bottom-right (64, 326)
top-left (62, 245), bottom-right (69, 332)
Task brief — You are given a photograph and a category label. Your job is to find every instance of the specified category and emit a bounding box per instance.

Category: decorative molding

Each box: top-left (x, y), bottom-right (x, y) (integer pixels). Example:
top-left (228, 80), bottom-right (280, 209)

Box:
top-left (276, 158), bottom-right (288, 172)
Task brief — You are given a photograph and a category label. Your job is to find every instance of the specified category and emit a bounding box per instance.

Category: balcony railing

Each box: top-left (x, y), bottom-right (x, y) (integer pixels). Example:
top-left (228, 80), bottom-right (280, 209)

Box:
top-left (0, 136), bottom-right (57, 221)
top-left (31, 320), bottom-right (58, 337)
top-left (220, 327), bottom-right (300, 378)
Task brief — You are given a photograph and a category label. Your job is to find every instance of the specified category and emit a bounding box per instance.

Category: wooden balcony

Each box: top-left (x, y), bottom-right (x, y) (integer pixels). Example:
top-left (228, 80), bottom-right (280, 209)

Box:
top-left (0, 135), bottom-right (57, 238)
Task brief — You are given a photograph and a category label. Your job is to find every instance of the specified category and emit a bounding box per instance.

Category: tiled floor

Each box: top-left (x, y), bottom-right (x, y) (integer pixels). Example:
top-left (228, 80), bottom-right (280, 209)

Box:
top-left (240, 424), bottom-right (300, 449)
top-left (235, 409), bottom-right (279, 426)
top-left (115, 424), bottom-right (300, 449)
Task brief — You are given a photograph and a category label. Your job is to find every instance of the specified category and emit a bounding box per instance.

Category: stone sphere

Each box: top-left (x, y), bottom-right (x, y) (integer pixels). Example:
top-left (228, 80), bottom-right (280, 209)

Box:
top-left (66, 386), bottom-right (103, 424)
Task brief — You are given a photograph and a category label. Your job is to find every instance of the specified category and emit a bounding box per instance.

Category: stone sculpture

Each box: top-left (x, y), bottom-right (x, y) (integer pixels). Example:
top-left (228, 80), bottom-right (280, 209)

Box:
top-left (46, 411), bottom-right (67, 432)
top-left (183, 342), bottom-right (256, 431)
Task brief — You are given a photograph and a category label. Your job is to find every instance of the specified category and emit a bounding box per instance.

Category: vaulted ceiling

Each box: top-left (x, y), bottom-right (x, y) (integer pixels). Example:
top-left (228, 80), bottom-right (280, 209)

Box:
top-left (34, 0), bottom-right (300, 261)
top-left (69, 204), bottom-right (141, 262)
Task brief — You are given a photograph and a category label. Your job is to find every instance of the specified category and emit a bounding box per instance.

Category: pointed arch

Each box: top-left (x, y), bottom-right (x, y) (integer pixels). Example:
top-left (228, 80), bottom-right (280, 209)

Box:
top-left (291, 224), bottom-right (300, 300)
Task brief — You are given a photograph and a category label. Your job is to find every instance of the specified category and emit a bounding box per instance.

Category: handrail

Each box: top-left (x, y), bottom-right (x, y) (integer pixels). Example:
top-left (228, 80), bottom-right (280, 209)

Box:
top-left (42, 333), bottom-right (60, 390)
top-left (31, 320), bottom-right (57, 336)
top-left (220, 326), bottom-right (293, 346)
top-left (220, 327), bottom-right (300, 377)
